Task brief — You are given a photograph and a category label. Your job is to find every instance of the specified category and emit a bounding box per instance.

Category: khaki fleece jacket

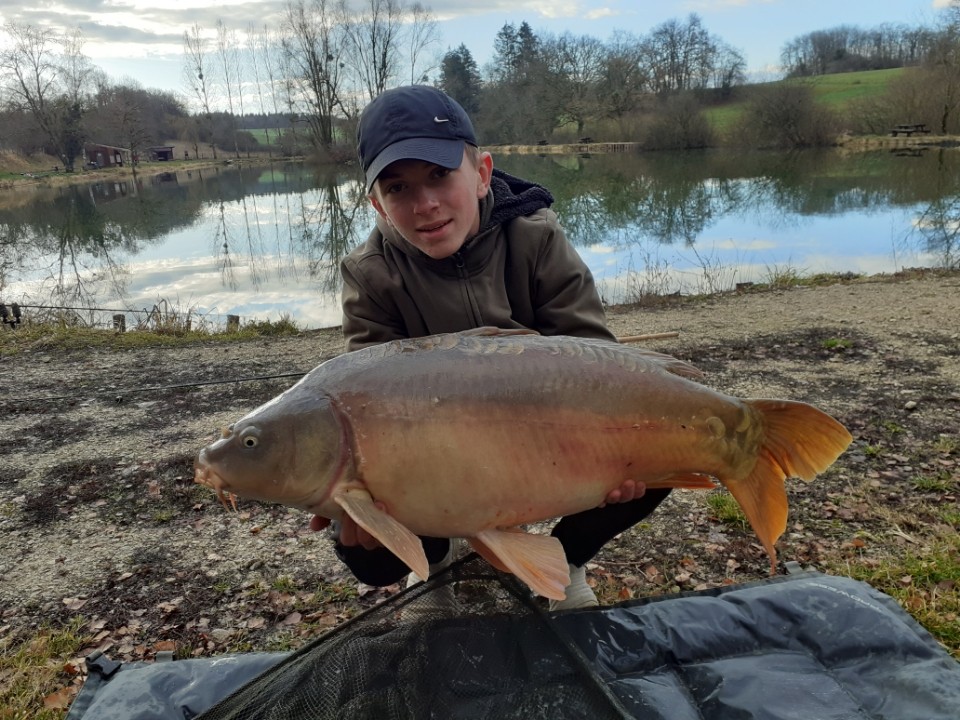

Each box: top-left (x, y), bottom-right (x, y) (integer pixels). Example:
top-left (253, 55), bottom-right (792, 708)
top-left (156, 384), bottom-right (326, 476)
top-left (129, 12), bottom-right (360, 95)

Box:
top-left (340, 169), bottom-right (615, 352)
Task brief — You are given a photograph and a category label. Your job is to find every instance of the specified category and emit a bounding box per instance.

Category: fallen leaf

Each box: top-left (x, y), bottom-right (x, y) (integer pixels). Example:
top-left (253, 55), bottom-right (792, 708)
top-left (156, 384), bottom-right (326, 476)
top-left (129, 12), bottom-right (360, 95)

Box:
top-left (62, 597), bottom-right (88, 611)
top-left (43, 686), bottom-right (76, 709)
top-left (281, 612), bottom-right (302, 626)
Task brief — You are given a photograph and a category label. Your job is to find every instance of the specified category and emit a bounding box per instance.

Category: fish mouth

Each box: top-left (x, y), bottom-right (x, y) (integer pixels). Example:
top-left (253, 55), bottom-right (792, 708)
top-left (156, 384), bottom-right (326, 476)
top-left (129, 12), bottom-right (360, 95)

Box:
top-left (194, 453), bottom-right (238, 511)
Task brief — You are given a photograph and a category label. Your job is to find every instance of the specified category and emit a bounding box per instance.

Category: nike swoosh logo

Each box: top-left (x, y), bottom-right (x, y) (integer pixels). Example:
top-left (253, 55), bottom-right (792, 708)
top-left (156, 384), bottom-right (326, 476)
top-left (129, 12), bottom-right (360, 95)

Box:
top-left (434, 117), bottom-right (450, 123)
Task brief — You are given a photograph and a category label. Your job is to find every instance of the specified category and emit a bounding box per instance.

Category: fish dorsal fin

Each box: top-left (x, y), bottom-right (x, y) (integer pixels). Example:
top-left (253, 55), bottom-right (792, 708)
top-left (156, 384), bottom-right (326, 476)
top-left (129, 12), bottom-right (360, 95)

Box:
top-left (471, 529), bottom-right (570, 600)
top-left (333, 488), bottom-right (429, 581)
top-left (459, 326), bottom-right (540, 337)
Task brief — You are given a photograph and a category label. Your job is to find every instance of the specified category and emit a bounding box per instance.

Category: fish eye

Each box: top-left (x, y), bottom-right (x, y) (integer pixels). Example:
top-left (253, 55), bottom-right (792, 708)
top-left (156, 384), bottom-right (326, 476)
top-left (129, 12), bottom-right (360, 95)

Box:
top-left (239, 428), bottom-right (260, 448)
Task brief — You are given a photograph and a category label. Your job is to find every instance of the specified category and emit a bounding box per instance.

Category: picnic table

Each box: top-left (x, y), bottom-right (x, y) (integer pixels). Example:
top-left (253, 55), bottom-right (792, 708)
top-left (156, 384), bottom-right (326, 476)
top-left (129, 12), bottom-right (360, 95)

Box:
top-left (891, 123), bottom-right (931, 137)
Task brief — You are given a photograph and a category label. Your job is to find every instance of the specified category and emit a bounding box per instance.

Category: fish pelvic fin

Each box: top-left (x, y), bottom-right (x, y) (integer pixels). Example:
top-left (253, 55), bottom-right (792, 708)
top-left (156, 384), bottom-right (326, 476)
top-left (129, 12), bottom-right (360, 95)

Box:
top-left (728, 399), bottom-right (853, 574)
top-left (472, 529), bottom-right (570, 601)
top-left (333, 488), bottom-right (429, 581)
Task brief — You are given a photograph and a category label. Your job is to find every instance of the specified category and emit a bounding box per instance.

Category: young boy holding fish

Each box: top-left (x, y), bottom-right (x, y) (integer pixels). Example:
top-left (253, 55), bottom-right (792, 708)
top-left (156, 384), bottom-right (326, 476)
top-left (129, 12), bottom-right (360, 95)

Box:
top-left (313, 85), bottom-right (670, 610)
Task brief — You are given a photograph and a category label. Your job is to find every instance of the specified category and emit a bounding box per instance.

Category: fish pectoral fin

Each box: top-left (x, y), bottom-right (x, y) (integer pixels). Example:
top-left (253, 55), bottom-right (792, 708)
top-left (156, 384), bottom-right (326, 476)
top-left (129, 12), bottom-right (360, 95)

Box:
top-left (333, 489), bottom-right (429, 581)
top-left (472, 529), bottom-right (570, 601)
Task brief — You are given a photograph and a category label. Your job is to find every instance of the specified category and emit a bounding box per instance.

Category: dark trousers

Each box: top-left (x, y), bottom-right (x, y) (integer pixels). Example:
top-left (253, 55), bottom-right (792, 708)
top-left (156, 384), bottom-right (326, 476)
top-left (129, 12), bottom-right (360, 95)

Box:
top-left (334, 488), bottom-right (671, 587)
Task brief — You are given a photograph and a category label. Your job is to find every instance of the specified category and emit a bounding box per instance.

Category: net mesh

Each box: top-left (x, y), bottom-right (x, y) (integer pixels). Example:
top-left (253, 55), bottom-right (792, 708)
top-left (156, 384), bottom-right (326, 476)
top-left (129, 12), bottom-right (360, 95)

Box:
top-left (197, 554), bottom-right (629, 720)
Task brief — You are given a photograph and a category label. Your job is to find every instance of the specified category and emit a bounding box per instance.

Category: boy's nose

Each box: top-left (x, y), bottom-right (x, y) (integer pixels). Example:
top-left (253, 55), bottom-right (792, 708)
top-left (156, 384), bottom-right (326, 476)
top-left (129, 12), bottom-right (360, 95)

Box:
top-left (413, 187), bottom-right (440, 214)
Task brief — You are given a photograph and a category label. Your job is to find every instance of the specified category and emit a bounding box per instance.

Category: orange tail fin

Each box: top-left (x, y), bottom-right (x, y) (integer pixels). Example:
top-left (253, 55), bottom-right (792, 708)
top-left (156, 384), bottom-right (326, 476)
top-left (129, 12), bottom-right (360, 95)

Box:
top-left (725, 399), bottom-right (852, 574)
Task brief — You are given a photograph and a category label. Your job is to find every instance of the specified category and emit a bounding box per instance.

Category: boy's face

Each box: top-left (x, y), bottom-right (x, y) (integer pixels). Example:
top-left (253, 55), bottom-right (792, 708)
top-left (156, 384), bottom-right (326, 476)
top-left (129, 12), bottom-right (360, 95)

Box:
top-left (369, 149), bottom-right (493, 260)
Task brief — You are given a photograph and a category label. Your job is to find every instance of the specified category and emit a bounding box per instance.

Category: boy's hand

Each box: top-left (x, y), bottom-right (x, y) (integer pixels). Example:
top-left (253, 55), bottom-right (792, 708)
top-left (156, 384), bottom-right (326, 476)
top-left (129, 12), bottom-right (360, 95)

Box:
top-left (310, 513), bottom-right (383, 551)
top-left (600, 479), bottom-right (646, 507)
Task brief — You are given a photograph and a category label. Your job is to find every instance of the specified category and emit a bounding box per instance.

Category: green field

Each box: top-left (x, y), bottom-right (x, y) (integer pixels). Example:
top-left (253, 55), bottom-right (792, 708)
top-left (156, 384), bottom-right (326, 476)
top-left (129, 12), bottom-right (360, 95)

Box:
top-left (802, 67), bottom-right (906, 106)
top-left (704, 67), bottom-right (906, 132)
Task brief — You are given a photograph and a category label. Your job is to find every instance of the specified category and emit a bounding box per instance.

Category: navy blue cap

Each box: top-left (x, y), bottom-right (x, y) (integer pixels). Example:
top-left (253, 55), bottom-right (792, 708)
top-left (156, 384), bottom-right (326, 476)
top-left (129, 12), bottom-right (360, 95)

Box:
top-left (357, 85), bottom-right (478, 192)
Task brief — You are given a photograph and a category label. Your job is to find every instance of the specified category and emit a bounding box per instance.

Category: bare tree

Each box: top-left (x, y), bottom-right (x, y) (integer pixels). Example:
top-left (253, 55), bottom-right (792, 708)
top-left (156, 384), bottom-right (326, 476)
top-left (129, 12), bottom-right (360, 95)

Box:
top-left (344, 0), bottom-right (404, 100)
top-left (924, 2), bottom-right (960, 134)
top-left (182, 24), bottom-right (218, 159)
top-left (280, 0), bottom-right (349, 152)
top-left (248, 24), bottom-right (274, 154)
top-left (406, 2), bottom-right (440, 84)
top-left (599, 31), bottom-right (649, 120)
top-left (216, 20), bottom-right (244, 158)
top-left (542, 32), bottom-right (607, 136)
top-left (0, 22), bottom-right (93, 171)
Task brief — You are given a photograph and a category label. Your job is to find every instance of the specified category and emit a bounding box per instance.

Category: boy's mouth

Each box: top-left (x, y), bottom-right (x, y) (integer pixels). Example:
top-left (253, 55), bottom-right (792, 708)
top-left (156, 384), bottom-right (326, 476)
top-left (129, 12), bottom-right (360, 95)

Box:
top-left (418, 219), bottom-right (451, 235)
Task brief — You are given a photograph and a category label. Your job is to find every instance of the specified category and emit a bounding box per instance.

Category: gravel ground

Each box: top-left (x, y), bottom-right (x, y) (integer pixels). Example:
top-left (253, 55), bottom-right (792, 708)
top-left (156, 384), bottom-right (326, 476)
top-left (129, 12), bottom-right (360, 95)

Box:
top-left (1, 269), bottom-right (958, 664)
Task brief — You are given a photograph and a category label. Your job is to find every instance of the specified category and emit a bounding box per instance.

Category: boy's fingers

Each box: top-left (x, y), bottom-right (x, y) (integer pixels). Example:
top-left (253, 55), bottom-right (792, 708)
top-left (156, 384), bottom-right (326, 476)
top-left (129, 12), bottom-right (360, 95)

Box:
top-left (601, 480), bottom-right (648, 506)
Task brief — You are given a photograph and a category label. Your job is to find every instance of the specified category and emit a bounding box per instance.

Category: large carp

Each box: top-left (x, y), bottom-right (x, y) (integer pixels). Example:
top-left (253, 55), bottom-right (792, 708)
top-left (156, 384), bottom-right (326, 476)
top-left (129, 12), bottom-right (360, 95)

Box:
top-left (195, 328), bottom-right (852, 601)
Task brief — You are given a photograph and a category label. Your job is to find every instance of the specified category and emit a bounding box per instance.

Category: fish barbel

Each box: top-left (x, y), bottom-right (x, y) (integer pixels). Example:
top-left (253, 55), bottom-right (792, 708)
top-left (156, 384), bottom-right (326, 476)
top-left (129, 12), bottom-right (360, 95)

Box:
top-left (194, 328), bottom-right (852, 600)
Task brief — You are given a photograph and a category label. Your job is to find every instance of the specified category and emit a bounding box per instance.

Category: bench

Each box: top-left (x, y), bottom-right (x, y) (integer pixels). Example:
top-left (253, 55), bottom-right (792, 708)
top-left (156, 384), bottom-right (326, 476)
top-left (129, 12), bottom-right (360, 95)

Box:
top-left (891, 123), bottom-right (930, 137)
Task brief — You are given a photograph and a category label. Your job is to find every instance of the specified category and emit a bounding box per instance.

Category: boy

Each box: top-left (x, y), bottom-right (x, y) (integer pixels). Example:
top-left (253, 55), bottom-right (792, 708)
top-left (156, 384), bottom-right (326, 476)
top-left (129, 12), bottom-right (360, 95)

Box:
top-left (312, 85), bottom-right (670, 610)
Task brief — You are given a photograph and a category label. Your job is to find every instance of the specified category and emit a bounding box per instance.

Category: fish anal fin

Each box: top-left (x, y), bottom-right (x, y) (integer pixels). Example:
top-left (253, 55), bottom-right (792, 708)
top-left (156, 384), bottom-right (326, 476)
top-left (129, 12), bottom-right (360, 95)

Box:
top-left (473, 529), bottom-right (569, 600)
top-left (644, 473), bottom-right (717, 490)
top-left (333, 488), bottom-right (429, 581)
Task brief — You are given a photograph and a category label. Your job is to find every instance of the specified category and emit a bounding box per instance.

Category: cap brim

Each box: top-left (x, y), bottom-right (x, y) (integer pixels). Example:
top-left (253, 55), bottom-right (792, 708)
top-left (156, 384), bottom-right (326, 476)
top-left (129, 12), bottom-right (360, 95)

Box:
top-left (365, 138), bottom-right (465, 192)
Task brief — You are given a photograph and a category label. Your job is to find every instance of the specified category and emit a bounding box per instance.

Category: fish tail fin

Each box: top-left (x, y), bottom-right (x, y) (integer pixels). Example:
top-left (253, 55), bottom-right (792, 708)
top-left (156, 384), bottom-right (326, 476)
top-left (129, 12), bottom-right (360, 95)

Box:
top-left (727, 400), bottom-right (852, 574)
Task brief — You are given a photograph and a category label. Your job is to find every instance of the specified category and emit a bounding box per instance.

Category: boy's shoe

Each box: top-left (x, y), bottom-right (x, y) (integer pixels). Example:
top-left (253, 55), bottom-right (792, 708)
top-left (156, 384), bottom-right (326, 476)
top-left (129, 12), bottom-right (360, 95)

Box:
top-left (548, 563), bottom-right (599, 611)
top-left (405, 537), bottom-right (466, 588)
top-left (400, 538), bottom-right (466, 621)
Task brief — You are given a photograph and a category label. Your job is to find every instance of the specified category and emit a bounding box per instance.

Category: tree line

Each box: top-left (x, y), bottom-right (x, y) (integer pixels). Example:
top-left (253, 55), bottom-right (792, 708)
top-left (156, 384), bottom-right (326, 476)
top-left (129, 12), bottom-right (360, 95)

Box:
top-left (3, 0), bottom-right (960, 172)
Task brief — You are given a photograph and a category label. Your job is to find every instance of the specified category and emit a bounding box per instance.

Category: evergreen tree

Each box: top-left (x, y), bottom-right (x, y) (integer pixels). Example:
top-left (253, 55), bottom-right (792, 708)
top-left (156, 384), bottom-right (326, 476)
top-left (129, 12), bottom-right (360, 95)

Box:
top-left (439, 44), bottom-right (482, 115)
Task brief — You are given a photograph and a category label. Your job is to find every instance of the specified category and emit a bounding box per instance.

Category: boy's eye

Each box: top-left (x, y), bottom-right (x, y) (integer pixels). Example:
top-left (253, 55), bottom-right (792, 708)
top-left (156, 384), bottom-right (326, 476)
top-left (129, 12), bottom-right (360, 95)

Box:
top-left (432, 167), bottom-right (451, 180)
top-left (384, 182), bottom-right (405, 194)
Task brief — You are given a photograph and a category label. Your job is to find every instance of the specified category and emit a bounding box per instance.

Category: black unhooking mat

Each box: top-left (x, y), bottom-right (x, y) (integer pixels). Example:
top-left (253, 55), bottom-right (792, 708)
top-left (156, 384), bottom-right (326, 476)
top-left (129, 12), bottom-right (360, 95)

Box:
top-left (66, 559), bottom-right (960, 720)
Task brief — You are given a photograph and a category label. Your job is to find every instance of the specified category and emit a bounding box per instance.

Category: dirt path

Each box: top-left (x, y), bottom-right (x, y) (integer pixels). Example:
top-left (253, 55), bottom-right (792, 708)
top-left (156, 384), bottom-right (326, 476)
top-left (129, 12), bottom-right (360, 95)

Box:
top-left (1, 270), bottom-right (958, 668)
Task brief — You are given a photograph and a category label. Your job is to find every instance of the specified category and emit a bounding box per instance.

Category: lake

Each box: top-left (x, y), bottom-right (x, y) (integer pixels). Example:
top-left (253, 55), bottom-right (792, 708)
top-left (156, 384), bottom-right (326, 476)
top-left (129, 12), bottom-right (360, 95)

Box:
top-left (1, 147), bottom-right (958, 330)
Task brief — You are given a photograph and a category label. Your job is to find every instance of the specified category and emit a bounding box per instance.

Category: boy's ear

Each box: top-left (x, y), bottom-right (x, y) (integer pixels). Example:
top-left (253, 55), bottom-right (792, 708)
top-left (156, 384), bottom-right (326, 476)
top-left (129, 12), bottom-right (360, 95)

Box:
top-left (475, 151), bottom-right (493, 199)
top-left (368, 193), bottom-right (389, 221)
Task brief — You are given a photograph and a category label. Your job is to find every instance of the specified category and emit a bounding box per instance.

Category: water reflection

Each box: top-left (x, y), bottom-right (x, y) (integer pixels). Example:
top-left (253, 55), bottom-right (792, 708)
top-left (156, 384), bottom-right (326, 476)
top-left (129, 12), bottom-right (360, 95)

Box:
top-left (1, 149), bottom-right (959, 330)
top-left (1, 163), bottom-right (370, 329)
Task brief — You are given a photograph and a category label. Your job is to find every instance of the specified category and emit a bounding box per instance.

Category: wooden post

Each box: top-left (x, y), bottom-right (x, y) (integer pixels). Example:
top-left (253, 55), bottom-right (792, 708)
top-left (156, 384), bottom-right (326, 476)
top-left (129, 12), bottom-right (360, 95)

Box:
top-left (226, 314), bottom-right (240, 332)
top-left (113, 314), bottom-right (126, 332)
top-left (617, 331), bottom-right (680, 344)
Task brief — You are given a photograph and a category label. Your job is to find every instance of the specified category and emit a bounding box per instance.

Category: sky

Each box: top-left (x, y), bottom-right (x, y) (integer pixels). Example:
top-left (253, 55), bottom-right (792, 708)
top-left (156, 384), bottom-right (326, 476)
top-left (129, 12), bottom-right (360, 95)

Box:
top-left (0, 0), bottom-right (954, 102)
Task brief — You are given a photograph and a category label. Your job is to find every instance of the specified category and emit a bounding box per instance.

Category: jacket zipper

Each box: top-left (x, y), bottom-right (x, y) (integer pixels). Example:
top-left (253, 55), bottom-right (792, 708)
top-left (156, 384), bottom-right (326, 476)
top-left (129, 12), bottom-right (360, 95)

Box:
top-left (452, 250), bottom-right (482, 325)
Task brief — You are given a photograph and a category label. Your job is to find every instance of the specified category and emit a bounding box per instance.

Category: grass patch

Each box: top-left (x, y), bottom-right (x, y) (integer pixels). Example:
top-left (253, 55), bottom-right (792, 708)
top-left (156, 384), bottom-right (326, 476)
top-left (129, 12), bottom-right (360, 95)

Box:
top-left (0, 618), bottom-right (91, 718)
top-left (911, 471), bottom-right (957, 493)
top-left (706, 492), bottom-right (750, 531)
top-left (822, 337), bottom-right (854, 350)
top-left (0, 314), bottom-right (303, 357)
top-left (802, 68), bottom-right (906, 108)
top-left (834, 536), bottom-right (960, 659)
